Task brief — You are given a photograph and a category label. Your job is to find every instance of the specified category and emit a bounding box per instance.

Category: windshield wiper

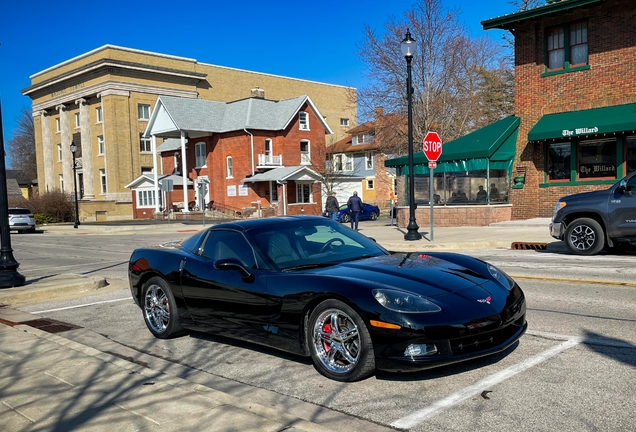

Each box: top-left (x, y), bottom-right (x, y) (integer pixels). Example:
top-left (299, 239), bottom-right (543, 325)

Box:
top-left (283, 262), bottom-right (338, 271)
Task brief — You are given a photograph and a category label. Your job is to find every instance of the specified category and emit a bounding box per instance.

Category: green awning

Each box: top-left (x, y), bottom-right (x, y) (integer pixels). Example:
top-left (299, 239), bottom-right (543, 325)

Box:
top-left (529, 103), bottom-right (636, 141)
top-left (385, 116), bottom-right (520, 170)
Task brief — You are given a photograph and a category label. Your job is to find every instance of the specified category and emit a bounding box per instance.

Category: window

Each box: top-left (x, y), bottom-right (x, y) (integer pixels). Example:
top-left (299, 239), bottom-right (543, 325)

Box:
top-left (138, 104), bottom-right (151, 120)
top-left (96, 106), bottom-right (103, 123)
top-left (270, 181), bottom-right (278, 202)
top-left (365, 152), bottom-right (374, 170)
top-left (345, 154), bottom-right (353, 171)
top-left (74, 112), bottom-right (80, 128)
top-left (334, 154), bottom-right (343, 171)
top-left (141, 167), bottom-right (153, 174)
top-left (578, 139), bottom-right (616, 180)
top-left (340, 118), bottom-right (349, 127)
top-left (299, 112), bottom-right (309, 130)
top-left (546, 21), bottom-right (587, 72)
top-left (99, 169), bottom-right (107, 194)
top-left (265, 138), bottom-right (272, 156)
top-left (195, 142), bottom-right (206, 167)
top-left (55, 118), bottom-right (61, 133)
top-left (367, 179), bottom-right (374, 190)
top-left (296, 183), bottom-right (311, 203)
top-left (137, 190), bottom-right (161, 208)
top-left (226, 156), bottom-right (233, 178)
top-left (548, 142), bottom-right (571, 181)
top-left (59, 174), bottom-right (64, 192)
top-left (98, 135), bottom-right (105, 155)
top-left (140, 134), bottom-right (151, 153)
top-left (354, 133), bottom-right (371, 145)
top-left (626, 136), bottom-right (636, 174)
top-left (201, 230), bottom-right (256, 269)
top-left (57, 144), bottom-right (62, 161)
top-left (300, 140), bottom-right (310, 164)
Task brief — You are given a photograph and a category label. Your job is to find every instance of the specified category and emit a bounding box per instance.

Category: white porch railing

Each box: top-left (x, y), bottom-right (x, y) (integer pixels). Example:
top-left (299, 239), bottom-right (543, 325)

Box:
top-left (258, 154), bottom-right (282, 166)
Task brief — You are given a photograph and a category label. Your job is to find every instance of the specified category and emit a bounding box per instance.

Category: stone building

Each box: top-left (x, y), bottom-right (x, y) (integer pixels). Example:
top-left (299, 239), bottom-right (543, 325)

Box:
top-left (22, 45), bottom-right (355, 221)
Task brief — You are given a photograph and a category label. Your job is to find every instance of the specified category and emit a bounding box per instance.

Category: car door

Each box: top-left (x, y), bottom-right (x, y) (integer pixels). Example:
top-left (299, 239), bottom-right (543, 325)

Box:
top-left (608, 174), bottom-right (636, 239)
top-left (180, 229), bottom-right (269, 343)
top-left (359, 203), bottom-right (370, 220)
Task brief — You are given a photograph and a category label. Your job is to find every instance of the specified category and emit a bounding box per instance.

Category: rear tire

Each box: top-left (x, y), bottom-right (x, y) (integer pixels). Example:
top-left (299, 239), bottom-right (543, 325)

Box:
top-left (341, 213), bottom-right (350, 223)
top-left (565, 218), bottom-right (604, 256)
top-left (369, 211), bottom-right (378, 221)
top-left (141, 276), bottom-right (185, 339)
top-left (307, 299), bottom-right (375, 382)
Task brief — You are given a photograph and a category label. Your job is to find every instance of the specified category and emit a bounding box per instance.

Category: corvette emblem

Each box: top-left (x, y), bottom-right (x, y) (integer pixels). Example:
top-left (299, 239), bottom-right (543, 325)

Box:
top-left (477, 296), bottom-right (492, 305)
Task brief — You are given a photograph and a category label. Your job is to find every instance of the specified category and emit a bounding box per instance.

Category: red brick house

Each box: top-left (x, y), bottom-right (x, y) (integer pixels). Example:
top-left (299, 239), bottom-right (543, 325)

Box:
top-left (482, 0), bottom-right (636, 219)
top-left (127, 91), bottom-right (331, 219)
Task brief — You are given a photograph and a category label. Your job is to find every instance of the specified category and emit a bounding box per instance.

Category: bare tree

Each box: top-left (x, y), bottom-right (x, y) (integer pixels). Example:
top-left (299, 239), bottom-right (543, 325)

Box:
top-left (502, 0), bottom-right (545, 66)
top-left (7, 107), bottom-right (37, 180)
top-left (357, 0), bottom-right (511, 156)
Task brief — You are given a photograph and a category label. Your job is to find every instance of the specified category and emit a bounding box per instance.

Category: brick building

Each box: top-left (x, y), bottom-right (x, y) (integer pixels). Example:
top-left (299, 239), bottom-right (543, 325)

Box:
top-left (22, 45), bottom-right (355, 221)
top-left (483, 0), bottom-right (636, 219)
top-left (126, 92), bottom-right (330, 219)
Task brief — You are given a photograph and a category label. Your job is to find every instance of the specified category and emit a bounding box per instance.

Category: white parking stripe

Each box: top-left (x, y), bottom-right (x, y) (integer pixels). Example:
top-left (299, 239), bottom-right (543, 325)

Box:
top-left (391, 339), bottom-right (580, 429)
top-left (31, 297), bottom-right (131, 314)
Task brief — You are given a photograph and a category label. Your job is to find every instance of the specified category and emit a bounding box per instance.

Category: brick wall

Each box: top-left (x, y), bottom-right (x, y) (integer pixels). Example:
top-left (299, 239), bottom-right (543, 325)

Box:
top-left (512, 0), bottom-right (636, 219)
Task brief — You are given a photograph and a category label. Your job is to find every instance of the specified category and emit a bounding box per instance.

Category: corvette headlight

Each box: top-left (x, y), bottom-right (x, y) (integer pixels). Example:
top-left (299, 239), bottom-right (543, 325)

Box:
top-left (373, 289), bottom-right (441, 313)
top-left (487, 264), bottom-right (515, 290)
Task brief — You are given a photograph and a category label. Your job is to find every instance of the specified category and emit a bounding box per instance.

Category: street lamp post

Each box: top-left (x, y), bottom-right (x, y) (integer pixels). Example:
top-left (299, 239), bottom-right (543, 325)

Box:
top-left (402, 30), bottom-right (422, 241)
top-left (70, 142), bottom-right (81, 229)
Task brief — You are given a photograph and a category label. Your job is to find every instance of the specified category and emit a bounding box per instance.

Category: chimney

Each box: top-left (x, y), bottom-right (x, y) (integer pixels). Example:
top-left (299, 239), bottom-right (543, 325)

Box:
top-left (374, 106), bottom-right (384, 122)
top-left (251, 87), bottom-right (265, 99)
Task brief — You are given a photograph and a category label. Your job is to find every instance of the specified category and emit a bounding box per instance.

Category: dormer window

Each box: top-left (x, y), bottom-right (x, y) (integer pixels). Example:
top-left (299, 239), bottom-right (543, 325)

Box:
top-left (299, 112), bottom-right (309, 130)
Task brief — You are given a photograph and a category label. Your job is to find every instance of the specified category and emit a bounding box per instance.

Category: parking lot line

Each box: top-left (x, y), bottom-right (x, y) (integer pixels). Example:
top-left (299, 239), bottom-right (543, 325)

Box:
top-left (391, 338), bottom-right (580, 429)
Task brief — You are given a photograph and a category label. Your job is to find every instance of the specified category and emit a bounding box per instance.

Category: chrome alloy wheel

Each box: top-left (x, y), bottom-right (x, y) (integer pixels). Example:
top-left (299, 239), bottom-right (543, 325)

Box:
top-left (312, 308), bottom-right (361, 374)
top-left (144, 284), bottom-right (170, 334)
top-left (569, 224), bottom-right (596, 251)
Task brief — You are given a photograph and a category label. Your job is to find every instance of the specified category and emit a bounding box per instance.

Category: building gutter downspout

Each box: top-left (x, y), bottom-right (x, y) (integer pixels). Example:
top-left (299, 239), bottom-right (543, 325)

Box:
top-left (244, 128), bottom-right (254, 176)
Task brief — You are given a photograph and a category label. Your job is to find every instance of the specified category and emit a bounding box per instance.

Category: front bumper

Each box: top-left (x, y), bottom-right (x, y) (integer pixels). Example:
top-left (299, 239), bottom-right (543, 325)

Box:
top-left (550, 221), bottom-right (564, 239)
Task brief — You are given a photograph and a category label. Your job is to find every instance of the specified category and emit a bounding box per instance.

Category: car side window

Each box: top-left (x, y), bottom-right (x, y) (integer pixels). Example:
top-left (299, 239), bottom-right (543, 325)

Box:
top-left (627, 176), bottom-right (636, 191)
top-left (201, 230), bottom-right (256, 269)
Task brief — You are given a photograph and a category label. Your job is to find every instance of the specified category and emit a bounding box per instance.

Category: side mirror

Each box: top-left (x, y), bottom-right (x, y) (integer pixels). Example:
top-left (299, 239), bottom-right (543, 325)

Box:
top-left (214, 258), bottom-right (252, 279)
top-left (618, 179), bottom-right (627, 192)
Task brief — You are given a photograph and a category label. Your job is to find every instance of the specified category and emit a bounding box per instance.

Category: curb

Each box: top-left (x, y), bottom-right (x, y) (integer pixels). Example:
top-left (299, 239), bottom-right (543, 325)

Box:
top-left (0, 274), bottom-right (108, 306)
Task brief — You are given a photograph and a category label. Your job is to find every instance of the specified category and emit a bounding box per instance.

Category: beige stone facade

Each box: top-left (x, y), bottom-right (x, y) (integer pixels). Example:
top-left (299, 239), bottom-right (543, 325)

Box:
top-left (23, 45), bottom-right (356, 221)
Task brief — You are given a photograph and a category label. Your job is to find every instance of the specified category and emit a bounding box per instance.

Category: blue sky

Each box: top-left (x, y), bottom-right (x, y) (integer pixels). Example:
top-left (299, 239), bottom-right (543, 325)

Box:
top-left (0, 0), bottom-right (515, 146)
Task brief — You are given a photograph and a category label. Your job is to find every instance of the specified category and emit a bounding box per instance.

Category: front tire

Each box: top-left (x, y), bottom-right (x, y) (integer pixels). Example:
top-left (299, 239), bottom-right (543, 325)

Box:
top-left (341, 213), bottom-right (350, 223)
top-left (565, 218), bottom-right (605, 256)
top-left (142, 276), bottom-right (185, 339)
top-left (369, 211), bottom-right (378, 221)
top-left (307, 299), bottom-right (375, 381)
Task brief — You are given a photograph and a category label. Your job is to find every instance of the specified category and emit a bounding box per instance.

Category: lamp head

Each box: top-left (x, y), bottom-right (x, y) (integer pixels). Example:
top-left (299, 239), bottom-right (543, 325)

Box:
top-left (70, 142), bottom-right (77, 154)
top-left (401, 30), bottom-right (417, 58)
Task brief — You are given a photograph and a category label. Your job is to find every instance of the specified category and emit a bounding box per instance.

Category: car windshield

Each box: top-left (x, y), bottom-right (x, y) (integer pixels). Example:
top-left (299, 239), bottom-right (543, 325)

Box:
top-left (247, 218), bottom-right (388, 270)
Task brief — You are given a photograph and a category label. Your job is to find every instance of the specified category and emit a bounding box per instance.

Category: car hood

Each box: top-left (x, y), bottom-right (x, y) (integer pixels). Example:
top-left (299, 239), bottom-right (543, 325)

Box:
top-left (560, 188), bottom-right (609, 203)
top-left (324, 253), bottom-right (497, 297)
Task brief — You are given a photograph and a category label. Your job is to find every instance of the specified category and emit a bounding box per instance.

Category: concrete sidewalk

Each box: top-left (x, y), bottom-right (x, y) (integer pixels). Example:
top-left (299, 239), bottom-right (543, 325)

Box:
top-left (0, 307), bottom-right (335, 432)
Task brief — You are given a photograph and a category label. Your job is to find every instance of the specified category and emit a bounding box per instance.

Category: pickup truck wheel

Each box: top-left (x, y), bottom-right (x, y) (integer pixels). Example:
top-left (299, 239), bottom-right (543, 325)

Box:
top-left (565, 218), bottom-right (604, 256)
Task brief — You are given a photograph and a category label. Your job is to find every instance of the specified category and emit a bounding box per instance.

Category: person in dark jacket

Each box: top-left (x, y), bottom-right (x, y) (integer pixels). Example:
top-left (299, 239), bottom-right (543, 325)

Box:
top-left (347, 191), bottom-right (363, 230)
top-left (325, 192), bottom-right (340, 220)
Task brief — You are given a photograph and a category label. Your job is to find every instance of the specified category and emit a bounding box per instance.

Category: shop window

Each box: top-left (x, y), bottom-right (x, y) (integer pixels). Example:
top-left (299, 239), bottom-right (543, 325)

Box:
top-left (546, 21), bottom-right (587, 72)
top-left (578, 139), bottom-right (616, 180)
top-left (548, 142), bottom-right (572, 181)
top-left (412, 170), bottom-right (509, 205)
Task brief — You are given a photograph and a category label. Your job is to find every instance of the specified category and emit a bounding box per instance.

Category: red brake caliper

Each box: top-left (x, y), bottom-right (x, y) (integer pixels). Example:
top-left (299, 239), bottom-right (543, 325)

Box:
top-left (322, 323), bottom-right (332, 352)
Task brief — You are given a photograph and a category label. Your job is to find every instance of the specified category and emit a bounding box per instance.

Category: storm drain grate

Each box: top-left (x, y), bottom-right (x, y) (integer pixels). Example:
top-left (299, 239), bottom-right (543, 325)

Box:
top-left (19, 318), bottom-right (83, 334)
top-left (511, 242), bottom-right (547, 250)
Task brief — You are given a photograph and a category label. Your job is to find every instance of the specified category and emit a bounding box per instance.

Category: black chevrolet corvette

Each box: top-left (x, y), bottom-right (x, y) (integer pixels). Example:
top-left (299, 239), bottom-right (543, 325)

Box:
top-left (129, 216), bottom-right (526, 381)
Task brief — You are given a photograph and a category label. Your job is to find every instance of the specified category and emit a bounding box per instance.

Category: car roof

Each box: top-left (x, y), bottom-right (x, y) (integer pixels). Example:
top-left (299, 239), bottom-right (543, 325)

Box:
top-left (211, 215), bottom-right (326, 231)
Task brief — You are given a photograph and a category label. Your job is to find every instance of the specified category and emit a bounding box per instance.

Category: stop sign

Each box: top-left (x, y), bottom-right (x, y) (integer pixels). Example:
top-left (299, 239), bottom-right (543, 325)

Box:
top-left (423, 131), bottom-right (442, 162)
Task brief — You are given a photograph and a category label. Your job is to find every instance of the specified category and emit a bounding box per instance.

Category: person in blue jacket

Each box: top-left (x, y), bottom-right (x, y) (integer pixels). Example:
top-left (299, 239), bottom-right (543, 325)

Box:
top-left (347, 191), bottom-right (363, 231)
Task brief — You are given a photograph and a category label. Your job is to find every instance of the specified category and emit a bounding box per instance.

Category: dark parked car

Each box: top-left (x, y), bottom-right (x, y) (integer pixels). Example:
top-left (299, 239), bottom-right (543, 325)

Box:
top-left (336, 203), bottom-right (379, 223)
top-left (8, 207), bottom-right (35, 233)
top-left (129, 216), bottom-right (527, 381)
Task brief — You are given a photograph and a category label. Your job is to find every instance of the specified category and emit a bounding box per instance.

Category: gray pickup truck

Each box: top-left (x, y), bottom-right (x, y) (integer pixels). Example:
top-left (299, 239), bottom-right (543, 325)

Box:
top-left (550, 172), bottom-right (636, 255)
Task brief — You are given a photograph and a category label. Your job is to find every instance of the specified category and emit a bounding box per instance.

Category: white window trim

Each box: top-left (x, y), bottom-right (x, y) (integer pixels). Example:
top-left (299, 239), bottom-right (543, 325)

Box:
top-left (57, 144), bottom-right (63, 161)
top-left (138, 104), bottom-right (151, 121)
top-left (136, 188), bottom-right (161, 208)
top-left (367, 179), bottom-right (375, 190)
top-left (299, 112), bottom-right (309, 130)
top-left (140, 135), bottom-right (151, 153)
top-left (195, 142), bottom-right (207, 168)
top-left (344, 153), bottom-right (353, 171)
top-left (365, 152), bottom-right (374, 170)
top-left (96, 106), bottom-right (103, 124)
top-left (226, 156), bottom-right (233, 178)
top-left (74, 112), bottom-right (80, 129)
top-left (59, 174), bottom-right (64, 192)
top-left (265, 138), bottom-right (272, 155)
top-left (340, 118), bottom-right (349, 127)
top-left (97, 135), bottom-right (105, 156)
top-left (269, 181), bottom-right (278, 202)
top-left (99, 169), bottom-right (107, 194)
top-left (300, 140), bottom-right (311, 165)
top-left (55, 118), bottom-right (61, 133)
top-left (296, 183), bottom-right (313, 203)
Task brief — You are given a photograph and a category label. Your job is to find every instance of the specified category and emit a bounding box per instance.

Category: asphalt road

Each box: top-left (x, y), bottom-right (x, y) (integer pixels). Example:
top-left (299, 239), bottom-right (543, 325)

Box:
top-left (9, 230), bottom-right (636, 432)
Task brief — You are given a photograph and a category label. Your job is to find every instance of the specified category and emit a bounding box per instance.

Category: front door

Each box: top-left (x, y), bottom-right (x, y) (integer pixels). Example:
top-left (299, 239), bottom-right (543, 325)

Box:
top-left (608, 174), bottom-right (636, 239)
top-left (180, 229), bottom-right (269, 343)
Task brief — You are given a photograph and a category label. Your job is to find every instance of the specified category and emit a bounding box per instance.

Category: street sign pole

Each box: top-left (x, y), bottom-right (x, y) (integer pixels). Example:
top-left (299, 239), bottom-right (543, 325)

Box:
top-left (424, 132), bottom-right (442, 243)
